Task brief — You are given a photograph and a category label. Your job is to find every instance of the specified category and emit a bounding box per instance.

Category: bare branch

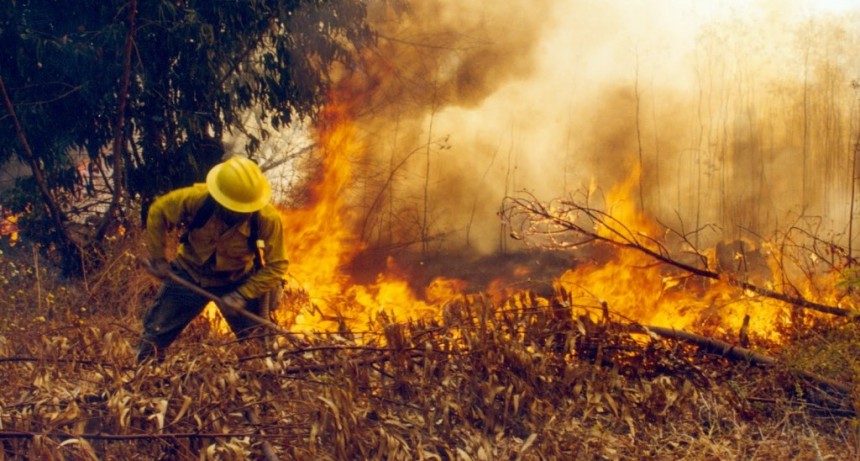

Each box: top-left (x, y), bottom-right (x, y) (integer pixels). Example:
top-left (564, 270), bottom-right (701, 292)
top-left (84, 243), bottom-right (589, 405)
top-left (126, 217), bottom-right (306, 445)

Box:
top-left (503, 193), bottom-right (855, 318)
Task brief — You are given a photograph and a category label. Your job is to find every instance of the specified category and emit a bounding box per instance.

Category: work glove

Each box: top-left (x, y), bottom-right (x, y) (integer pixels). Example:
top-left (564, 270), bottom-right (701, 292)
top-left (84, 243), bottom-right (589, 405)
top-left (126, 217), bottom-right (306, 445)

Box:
top-left (147, 258), bottom-right (173, 279)
top-left (218, 291), bottom-right (248, 317)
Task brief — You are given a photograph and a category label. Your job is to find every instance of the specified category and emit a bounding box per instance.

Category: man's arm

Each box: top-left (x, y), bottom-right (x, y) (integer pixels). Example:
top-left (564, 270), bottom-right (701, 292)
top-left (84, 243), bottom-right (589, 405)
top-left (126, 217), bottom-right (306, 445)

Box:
top-left (235, 206), bottom-right (289, 299)
top-left (145, 185), bottom-right (207, 261)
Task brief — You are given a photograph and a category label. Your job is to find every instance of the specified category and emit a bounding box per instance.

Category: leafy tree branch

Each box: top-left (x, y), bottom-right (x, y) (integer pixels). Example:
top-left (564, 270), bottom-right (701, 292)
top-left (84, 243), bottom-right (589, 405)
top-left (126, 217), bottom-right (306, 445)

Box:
top-left (0, 0), bottom-right (372, 273)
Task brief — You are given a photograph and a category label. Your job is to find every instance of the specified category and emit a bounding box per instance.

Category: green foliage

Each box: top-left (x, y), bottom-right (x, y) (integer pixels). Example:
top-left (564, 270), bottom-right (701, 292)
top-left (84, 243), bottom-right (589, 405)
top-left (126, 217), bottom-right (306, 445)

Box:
top-left (0, 0), bottom-right (371, 249)
top-left (781, 320), bottom-right (860, 383)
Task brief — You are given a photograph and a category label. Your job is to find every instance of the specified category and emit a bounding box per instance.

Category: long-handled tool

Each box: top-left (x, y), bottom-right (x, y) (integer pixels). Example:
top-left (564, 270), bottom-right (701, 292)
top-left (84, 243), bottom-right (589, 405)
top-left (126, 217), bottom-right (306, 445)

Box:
top-left (139, 257), bottom-right (294, 338)
top-left (139, 257), bottom-right (287, 461)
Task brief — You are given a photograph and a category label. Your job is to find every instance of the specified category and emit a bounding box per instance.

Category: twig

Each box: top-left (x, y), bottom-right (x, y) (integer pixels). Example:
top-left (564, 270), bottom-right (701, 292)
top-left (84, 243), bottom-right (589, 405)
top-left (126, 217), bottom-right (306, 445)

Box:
top-left (34, 246), bottom-right (42, 314)
top-left (244, 407), bottom-right (280, 461)
top-left (0, 430), bottom-right (294, 441)
top-left (505, 195), bottom-right (856, 318)
top-left (0, 356), bottom-right (131, 370)
top-left (633, 324), bottom-right (854, 396)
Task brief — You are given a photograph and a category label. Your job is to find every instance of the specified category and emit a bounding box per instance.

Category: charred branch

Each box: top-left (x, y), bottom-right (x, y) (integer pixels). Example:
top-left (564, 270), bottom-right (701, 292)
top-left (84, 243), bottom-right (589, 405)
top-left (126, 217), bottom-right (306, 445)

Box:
top-left (502, 194), bottom-right (855, 318)
top-left (0, 430), bottom-right (294, 441)
top-left (635, 324), bottom-right (853, 396)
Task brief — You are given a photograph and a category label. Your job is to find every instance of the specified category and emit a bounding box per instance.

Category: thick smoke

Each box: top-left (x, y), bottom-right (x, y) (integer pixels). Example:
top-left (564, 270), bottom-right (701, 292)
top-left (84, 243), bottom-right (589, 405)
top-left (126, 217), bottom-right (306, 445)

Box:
top-left (332, 0), bottom-right (860, 256)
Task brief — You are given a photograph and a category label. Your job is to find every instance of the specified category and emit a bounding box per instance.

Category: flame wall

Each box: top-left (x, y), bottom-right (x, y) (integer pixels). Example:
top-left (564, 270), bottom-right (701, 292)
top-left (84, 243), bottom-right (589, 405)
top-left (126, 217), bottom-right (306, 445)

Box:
top-left (225, 0), bottom-right (860, 337)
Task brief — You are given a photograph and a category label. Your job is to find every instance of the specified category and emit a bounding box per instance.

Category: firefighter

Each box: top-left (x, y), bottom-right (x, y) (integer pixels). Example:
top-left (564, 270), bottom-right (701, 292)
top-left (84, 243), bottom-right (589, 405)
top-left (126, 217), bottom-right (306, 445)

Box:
top-left (136, 156), bottom-right (289, 362)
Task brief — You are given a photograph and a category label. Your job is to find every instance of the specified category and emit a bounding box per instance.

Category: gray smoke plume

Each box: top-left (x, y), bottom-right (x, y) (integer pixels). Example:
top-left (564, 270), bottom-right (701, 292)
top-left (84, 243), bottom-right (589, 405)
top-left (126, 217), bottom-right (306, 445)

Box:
top-left (323, 0), bottom-right (860, 256)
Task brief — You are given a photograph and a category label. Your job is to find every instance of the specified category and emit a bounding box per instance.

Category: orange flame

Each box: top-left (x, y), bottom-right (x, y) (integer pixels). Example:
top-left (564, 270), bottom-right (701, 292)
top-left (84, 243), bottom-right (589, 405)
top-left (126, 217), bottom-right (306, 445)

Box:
top-left (553, 165), bottom-right (844, 342)
top-left (203, 90), bottom-right (850, 347)
top-left (269, 91), bottom-right (462, 335)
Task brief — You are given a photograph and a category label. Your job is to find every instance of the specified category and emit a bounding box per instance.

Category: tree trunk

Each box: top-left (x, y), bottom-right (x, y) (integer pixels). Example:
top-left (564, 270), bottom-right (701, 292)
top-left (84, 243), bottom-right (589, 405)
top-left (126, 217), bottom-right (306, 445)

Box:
top-left (0, 75), bottom-right (82, 274)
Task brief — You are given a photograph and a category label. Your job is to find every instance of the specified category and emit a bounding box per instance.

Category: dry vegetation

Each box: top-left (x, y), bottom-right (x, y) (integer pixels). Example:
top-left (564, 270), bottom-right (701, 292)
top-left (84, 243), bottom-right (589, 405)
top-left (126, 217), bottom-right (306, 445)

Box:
top-left (1, 231), bottom-right (860, 460)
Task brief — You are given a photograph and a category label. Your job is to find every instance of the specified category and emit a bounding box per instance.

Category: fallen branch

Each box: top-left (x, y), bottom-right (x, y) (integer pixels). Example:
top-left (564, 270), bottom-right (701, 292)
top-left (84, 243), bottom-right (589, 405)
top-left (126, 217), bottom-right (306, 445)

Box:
top-left (0, 430), bottom-right (294, 441)
top-left (634, 324), bottom-right (853, 396)
top-left (0, 356), bottom-right (131, 370)
top-left (237, 344), bottom-right (429, 363)
top-left (279, 350), bottom-right (425, 375)
top-left (504, 195), bottom-right (856, 318)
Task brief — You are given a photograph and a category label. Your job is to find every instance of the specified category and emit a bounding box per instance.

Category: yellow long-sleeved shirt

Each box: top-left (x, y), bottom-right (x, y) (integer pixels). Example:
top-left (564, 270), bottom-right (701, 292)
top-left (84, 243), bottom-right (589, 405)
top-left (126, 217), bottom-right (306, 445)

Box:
top-left (146, 184), bottom-right (288, 299)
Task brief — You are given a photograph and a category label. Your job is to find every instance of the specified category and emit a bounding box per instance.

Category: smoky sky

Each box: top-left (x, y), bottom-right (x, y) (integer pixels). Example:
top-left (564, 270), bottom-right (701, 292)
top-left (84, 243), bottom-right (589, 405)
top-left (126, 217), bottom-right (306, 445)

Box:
top-left (315, 0), bottom-right (860, 254)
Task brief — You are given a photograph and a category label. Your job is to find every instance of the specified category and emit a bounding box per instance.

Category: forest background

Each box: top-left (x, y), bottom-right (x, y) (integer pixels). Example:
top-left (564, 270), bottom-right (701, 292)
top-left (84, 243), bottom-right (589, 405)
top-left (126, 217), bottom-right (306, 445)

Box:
top-left (2, 1), bottom-right (860, 459)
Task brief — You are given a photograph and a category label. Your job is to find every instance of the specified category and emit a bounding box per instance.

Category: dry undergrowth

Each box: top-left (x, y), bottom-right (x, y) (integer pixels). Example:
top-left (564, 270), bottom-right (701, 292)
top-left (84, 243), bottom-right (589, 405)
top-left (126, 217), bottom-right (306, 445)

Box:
top-left (0, 294), bottom-right (858, 460)
top-left (0, 240), bottom-right (859, 460)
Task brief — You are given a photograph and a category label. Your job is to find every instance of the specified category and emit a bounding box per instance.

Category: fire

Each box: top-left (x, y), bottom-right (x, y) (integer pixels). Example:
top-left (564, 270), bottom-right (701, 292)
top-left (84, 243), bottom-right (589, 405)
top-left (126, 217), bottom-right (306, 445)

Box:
top-left (201, 91), bottom-right (851, 348)
top-left (202, 93), bottom-right (454, 335)
top-left (269, 92), bottom-right (464, 335)
top-left (553, 165), bottom-right (851, 342)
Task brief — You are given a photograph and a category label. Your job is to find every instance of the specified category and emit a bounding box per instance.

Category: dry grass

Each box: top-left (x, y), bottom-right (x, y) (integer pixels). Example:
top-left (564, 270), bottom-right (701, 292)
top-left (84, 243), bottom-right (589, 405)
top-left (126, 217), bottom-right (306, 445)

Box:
top-left (1, 236), bottom-right (859, 460)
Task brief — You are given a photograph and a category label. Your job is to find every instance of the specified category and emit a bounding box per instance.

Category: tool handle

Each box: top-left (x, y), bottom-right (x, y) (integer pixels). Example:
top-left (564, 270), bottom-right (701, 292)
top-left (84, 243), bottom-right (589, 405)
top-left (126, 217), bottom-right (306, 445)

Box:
top-left (138, 256), bottom-right (294, 337)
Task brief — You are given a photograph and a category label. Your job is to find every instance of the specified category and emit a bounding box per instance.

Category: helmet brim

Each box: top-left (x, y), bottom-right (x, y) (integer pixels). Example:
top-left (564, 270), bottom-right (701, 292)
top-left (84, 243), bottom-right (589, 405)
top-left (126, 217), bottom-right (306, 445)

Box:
top-left (206, 162), bottom-right (272, 213)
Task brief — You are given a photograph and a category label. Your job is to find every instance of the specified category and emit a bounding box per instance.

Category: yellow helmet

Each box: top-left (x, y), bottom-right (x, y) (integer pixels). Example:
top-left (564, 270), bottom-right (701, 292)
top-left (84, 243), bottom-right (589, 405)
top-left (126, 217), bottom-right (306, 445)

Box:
top-left (206, 156), bottom-right (272, 213)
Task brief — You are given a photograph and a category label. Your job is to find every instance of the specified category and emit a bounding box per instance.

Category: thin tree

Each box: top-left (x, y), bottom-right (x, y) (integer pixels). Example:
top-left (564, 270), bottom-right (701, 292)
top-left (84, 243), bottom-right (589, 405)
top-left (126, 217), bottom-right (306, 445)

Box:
top-left (421, 73), bottom-right (440, 261)
top-left (849, 80), bottom-right (860, 262)
top-left (634, 53), bottom-right (645, 212)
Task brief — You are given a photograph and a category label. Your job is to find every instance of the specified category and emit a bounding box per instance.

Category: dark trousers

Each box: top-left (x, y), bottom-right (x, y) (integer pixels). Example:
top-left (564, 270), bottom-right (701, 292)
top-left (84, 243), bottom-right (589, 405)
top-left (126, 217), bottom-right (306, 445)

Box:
top-left (136, 267), bottom-right (270, 362)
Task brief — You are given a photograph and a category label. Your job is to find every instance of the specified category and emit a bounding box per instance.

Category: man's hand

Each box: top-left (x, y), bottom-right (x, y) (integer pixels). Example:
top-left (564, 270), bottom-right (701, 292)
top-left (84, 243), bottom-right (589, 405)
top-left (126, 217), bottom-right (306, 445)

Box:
top-left (218, 291), bottom-right (247, 317)
top-left (147, 258), bottom-right (173, 279)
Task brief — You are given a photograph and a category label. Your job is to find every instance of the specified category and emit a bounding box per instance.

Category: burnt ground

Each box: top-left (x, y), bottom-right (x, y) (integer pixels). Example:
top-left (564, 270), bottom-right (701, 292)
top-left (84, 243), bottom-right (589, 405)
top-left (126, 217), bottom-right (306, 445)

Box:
top-left (344, 246), bottom-right (580, 299)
